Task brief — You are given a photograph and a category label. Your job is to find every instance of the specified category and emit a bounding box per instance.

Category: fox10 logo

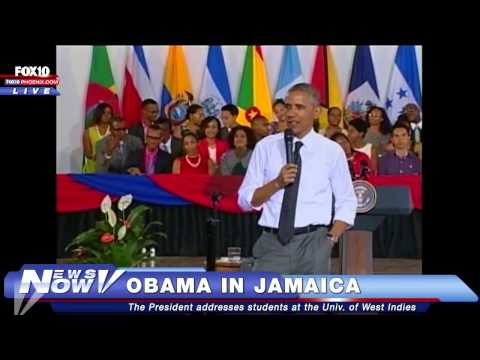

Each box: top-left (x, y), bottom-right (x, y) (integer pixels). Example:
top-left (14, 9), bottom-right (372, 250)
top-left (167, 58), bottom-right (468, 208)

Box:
top-left (0, 66), bottom-right (60, 96)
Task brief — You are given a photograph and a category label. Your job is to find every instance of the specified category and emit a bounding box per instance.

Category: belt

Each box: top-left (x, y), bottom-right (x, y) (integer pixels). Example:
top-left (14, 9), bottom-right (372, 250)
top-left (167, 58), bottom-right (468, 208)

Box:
top-left (261, 224), bottom-right (328, 236)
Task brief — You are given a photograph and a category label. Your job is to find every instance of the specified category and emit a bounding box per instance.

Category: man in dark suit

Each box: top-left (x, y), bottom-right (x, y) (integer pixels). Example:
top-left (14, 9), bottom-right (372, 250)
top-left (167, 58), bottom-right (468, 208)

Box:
top-left (155, 117), bottom-right (183, 160)
top-left (128, 99), bottom-right (160, 144)
top-left (126, 124), bottom-right (172, 175)
top-left (96, 117), bottom-right (144, 173)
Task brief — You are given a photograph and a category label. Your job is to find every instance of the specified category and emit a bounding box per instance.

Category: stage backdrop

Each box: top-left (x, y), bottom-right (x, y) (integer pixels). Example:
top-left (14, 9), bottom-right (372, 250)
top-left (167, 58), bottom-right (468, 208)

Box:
top-left (56, 45), bottom-right (422, 173)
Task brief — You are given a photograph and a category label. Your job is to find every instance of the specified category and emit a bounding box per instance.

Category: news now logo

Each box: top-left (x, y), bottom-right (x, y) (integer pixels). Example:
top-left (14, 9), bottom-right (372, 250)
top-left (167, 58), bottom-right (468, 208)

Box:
top-left (10, 268), bottom-right (125, 315)
top-left (0, 66), bottom-right (60, 96)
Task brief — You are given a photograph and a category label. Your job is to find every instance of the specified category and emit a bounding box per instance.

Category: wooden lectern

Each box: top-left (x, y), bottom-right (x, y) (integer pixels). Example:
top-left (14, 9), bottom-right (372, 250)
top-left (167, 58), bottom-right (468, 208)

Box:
top-left (339, 186), bottom-right (414, 274)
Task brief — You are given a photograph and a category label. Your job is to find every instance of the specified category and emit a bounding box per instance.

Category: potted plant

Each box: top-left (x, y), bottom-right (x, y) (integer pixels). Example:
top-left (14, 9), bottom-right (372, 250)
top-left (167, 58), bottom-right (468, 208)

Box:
top-left (65, 194), bottom-right (165, 267)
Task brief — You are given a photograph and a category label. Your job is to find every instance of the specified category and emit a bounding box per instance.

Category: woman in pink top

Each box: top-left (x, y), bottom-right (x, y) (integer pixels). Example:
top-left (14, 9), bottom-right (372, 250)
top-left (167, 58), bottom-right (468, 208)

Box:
top-left (197, 116), bottom-right (229, 175)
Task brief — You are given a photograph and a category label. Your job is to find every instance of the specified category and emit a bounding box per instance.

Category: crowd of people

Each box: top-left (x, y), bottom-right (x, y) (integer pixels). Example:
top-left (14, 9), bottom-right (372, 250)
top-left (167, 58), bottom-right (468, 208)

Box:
top-left (83, 97), bottom-right (422, 179)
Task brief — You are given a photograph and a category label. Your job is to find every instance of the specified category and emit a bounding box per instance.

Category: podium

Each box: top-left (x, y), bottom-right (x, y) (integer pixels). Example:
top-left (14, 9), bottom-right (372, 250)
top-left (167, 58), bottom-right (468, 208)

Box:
top-left (339, 186), bottom-right (413, 274)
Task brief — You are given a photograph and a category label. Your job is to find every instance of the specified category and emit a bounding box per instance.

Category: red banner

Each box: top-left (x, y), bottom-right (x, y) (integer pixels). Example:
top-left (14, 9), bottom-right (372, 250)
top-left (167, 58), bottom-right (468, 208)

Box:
top-left (57, 174), bottom-right (422, 213)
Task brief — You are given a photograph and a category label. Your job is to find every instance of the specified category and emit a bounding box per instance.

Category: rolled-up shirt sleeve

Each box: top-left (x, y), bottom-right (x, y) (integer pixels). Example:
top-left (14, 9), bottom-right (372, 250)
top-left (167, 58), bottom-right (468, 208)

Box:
top-left (329, 146), bottom-right (358, 227)
top-left (238, 144), bottom-right (265, 212)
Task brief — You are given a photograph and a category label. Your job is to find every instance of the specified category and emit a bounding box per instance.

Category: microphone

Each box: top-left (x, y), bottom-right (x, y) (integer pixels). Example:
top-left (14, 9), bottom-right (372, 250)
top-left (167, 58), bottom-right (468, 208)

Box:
top-left (284, 128), bottom-right (294, 164)
top-left (211, 192), bottom-right (223, 204)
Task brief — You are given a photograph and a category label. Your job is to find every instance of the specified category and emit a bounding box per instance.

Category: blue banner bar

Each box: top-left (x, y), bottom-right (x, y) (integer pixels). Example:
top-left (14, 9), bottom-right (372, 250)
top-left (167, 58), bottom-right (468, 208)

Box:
top-left (0, 87), bottom-right (59, 96)
top-left (49, 301), bottom-right (433, 314)
top-left (4, 265), bottom-right (478, 302)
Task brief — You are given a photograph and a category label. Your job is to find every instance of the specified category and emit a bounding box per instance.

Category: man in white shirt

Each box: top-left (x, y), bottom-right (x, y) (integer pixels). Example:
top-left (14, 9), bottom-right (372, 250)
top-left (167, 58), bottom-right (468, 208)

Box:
top-left (238, 83), bottom-right (357, 274)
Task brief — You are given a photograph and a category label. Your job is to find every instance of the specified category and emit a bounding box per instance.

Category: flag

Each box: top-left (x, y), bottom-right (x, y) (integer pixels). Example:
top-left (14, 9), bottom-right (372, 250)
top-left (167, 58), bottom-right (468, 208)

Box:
top-left (121, 46), bottom-right (155, 128)
top-left (85, 46), bottom-right (120, 127)
top-left (385, 45), bottom-right (422, 123)
top-left (311, 45), bottom-right (343, 129)
top-left (274, 45), bottom-right (304, 101)
top-left (237, 45), bottom-right (273, 126)
top-left (344, 45), bottom-right (380, 122)
top-left (160, 45), bottom-right (193, 115)
top-left (199, 45), bottom-right (232, 119)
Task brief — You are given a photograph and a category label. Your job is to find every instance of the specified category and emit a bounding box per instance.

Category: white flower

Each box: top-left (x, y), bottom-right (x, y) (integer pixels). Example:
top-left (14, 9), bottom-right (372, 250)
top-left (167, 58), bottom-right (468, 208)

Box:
top-left (117, 225), bottom-right (127, 241)
top-left (118, 194), bottom-right (133, 211)
top-left (100, 195), bottom-right (112, 214)
top-left (107, 209), bottom-right (117, 228)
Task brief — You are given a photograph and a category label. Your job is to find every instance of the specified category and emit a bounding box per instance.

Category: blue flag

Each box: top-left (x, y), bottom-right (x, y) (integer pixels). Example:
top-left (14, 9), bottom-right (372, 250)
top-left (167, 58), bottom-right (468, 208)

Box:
top-left (199, 45), bottom-right (232, 118)
top-left (385, 45), bottom-right (422, 122)
top-left (345, 46), bottom-right (380, 120)
top-left (274, 45), bottom-right (304, 101)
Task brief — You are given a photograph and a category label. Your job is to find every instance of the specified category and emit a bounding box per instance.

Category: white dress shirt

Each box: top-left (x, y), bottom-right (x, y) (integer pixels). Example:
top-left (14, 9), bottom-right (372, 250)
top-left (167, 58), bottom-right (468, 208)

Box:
top-left (161, 136), bottom-right (172, 154)
top-left (238, 128), bottom-right (357, 228)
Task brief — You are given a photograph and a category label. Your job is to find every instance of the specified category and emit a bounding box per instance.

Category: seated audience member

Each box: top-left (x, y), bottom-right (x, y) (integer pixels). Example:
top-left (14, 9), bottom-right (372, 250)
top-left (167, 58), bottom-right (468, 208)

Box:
top-left (172, 132), bottom-right (213, 175)
top-left (378, 122), bottom-right (421, 175)
top-left (395, 118), bottom-right (412, 131)
top-left (128, 99), bottom-right (160, 143)
top-left (219, 104), bottom-right (240, 140)
top-left (331, 132), bottom-right (374, 179)
top-left (220, 126), bottom-right (255, 176)
top-left (365, 106), bottom-right (392, 156)
top-left (251, 115), bottom-right (270, 143)
top-left (83, 103), bottom-right (112, 173)
top-left (397, 103), bottom-right (422, 158)
top-left (126, 124), bottom-right (173, 175)
top-left (347, 117), bottom-right (378, 173)
top-left (182, 104), bottom-right (204, 138)
top-left (272, 99), bottom-right (288, 134)
top-left (155, 117), bottom-right (182, 159)
top-left (198, 116), bottom-right (230, 174)
top-left (320, 106), bottom-right (348, 138)
top-left (95, 117), bottom-right (144, 173)
top-left (397, 103), bottom-right (422, 132)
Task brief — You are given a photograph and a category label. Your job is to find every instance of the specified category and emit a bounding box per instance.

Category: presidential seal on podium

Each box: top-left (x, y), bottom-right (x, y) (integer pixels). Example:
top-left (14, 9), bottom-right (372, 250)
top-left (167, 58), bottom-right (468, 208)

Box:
top-left (353, 180), bottom-right (377, 213)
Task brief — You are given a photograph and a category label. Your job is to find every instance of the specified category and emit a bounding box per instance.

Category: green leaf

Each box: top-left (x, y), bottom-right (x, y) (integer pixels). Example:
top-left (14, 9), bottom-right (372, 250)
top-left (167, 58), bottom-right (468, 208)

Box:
top-left (142, 221), bottom-right (164, 234)
top-left (149, 232), bottom-right (167, 239)
top-left (126, 205), bottom-right (150, 228)
top-left (65, 229), bottom-right (100, 251)
top-left (85, 247), bottom-right (103, 259)
top-left (95, 221), bottom-right (110, 232)
top-left (126, 242), bottom-right (140, 259)
top-left (110, 244), bottom-right (135, 267)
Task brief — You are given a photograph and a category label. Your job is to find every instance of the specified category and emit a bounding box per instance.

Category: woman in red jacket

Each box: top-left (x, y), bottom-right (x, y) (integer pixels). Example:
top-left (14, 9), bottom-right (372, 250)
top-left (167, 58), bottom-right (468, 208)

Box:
top-left (331, 132), bottom-right (374, 180)
top-left (198, 116), bottom-right (229, 175)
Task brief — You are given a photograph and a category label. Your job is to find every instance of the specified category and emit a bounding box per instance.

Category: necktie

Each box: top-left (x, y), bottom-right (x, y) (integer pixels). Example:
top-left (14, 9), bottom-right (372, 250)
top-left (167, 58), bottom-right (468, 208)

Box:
top-left (118, 141), bottom-right (126, 167)
top-left (147, 154), bottom-right (155, 175)
top-left (118, 141), bottom-right (125, 155)
top-left (278, 141), bottom-right (303, 245)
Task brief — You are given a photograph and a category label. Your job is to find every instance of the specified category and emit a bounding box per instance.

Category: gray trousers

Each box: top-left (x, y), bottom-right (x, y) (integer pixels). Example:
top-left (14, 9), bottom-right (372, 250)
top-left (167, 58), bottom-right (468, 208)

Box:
top-left (251, 227), bottom-right (332, 274)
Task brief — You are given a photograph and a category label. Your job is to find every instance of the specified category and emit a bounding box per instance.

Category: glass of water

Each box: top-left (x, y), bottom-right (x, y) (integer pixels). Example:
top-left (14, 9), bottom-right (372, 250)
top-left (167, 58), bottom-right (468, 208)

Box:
top-left (227, 247), bottom-right (241, 262)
